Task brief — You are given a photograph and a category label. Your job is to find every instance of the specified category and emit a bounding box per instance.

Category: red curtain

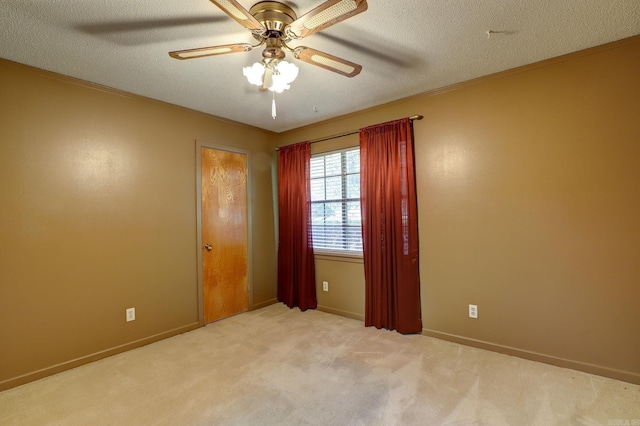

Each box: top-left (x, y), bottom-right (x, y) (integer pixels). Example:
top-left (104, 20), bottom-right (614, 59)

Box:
top-left (360, 117), bottom-right (422, 334)
top-left (277, 142), bottom-right (317, 311)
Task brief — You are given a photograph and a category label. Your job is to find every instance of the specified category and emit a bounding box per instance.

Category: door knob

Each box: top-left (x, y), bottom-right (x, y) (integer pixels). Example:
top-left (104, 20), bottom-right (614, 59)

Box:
top-left (204, 244), bottom-right (212, 251)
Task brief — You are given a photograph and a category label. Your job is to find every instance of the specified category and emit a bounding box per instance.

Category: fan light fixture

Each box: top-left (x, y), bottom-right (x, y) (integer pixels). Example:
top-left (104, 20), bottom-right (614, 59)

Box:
top-left (242, 34), bottom-right (299, 119)
top-left (243, 58), bottom-right (298, 119)
top-left (243, 58), bottom-right (298, 93)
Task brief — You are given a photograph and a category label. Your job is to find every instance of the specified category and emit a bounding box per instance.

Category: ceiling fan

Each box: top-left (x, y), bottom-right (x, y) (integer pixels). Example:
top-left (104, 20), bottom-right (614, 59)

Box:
top-left (169, 0), bottom-right (368, 92)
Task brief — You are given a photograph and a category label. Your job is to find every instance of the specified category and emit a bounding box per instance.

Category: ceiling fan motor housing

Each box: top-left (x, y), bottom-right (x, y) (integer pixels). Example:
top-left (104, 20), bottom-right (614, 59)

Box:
top-left (250, 1), bottom-right (297, 37)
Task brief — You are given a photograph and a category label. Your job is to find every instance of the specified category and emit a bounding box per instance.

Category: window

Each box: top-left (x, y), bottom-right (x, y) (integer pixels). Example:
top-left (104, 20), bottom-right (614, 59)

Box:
top-left (310, 148), bottom-right (362, 254)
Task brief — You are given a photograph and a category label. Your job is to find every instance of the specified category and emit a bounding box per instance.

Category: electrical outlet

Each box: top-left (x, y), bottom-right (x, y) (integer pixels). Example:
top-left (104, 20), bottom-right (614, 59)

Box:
top-left (126, 307), bottom-right (136, 322)
top-left (469, 304), bottom-right (478, 319)
top-left (322, 281), bottom-right (329, 292)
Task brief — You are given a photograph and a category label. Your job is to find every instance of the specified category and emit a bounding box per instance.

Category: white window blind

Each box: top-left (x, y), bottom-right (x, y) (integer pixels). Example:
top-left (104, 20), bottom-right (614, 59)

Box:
top-left (310, 148), bottom-right (362, 254)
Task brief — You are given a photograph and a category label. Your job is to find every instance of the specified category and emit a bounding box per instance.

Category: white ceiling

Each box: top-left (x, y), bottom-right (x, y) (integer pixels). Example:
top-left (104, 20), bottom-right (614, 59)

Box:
top-left (1, 1), bottom-right (639, 133)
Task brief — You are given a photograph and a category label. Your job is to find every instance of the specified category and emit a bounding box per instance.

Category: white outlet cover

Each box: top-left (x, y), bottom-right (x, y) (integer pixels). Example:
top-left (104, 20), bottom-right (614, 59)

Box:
top-left (126, 307), bottom-right (135, 322)
top-left (469, 304), bottom-right (478, 319)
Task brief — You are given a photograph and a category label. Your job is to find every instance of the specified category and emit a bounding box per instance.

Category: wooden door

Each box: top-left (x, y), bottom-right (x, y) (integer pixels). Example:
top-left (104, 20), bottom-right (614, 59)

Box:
top-left (200, 147), bottom-right (249, 323)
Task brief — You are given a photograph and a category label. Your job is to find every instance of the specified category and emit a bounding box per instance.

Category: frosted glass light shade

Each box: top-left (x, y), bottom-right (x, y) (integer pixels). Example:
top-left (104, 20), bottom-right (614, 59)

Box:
top-left (243, 63), bottom-right (265, 86)
top-left (270, 60), bottom-right (298, 93)
top-left (242, 60), bottom-right (298, 92)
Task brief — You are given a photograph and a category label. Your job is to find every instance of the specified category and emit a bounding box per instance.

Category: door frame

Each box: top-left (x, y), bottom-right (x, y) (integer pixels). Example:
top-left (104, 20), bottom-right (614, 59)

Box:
top-left (195, 140), bottom-right (253, 326)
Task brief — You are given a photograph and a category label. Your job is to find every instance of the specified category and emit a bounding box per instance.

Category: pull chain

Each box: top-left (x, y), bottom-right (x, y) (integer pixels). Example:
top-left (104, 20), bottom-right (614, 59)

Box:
top-left (272, 91), bottom-right (276, 119)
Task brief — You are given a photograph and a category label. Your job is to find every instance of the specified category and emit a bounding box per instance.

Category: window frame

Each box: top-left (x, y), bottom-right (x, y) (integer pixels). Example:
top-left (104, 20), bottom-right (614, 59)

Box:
top-left (310, 146), bottom-right (363, 258)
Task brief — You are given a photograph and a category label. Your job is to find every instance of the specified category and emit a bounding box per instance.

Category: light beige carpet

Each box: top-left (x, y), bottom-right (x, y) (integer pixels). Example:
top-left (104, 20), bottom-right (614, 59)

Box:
top-left (1, 304), bottom-right (639, 425)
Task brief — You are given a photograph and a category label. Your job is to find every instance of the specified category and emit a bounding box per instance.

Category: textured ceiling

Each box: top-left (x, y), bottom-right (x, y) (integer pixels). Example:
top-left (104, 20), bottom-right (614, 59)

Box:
top-left (1, 0), bottom-right (639, 133)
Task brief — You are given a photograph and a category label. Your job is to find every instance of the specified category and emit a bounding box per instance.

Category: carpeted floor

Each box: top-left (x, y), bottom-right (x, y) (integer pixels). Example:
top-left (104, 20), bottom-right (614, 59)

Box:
top-left (1, 304), bottom-right (639, 425)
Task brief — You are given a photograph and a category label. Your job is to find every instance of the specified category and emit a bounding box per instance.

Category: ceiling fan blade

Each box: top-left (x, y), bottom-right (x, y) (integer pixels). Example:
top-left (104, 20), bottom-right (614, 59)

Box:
top-left (286, 0), bottom-right (368, 39)
top-left (169, 43), bottom-right (254, 60)
top-left (293, 46), bottom-right (362, 77)
top-left (210, 0), bottom-right (266, 34)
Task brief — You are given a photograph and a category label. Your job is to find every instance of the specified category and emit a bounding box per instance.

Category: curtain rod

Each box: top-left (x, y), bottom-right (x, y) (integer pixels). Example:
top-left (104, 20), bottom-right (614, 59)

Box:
top-left (276, 115), bottom-right (423, 150)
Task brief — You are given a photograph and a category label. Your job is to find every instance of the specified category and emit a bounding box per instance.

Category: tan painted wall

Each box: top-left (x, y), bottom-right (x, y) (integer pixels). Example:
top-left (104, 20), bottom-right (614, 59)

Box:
top-left (0, 59), bottom-right (277, 390)
top-left (314, 255), bottom-right (365, 320)
top-left (2, 35), bottom-right (639, 389)
top-left (277, 36), bottom-right (640, 384)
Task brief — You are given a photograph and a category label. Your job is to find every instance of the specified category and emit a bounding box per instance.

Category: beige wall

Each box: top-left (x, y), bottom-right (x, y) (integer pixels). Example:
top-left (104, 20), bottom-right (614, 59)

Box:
top-left (2, 35), bottom-right (639, 390)
top-left (0, 60), bottom-right (277, 390)
top-left (277, 36), bottom-right (640, 384)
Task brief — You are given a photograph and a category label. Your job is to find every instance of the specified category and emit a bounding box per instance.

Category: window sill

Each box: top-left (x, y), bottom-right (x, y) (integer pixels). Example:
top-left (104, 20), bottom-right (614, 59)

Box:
top-left (313, 250), bottom-right (363, 264)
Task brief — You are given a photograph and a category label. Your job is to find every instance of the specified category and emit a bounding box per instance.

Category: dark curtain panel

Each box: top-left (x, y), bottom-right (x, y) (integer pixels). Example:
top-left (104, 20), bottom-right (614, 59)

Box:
top-left (277, 142), bottom-right (317, 311)
top-left (360, 117), bottom-right (422, 334)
